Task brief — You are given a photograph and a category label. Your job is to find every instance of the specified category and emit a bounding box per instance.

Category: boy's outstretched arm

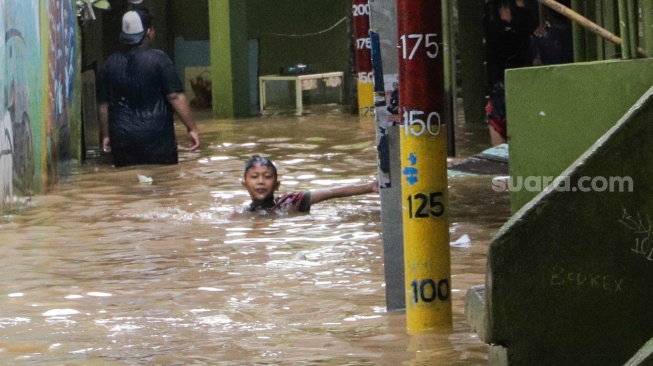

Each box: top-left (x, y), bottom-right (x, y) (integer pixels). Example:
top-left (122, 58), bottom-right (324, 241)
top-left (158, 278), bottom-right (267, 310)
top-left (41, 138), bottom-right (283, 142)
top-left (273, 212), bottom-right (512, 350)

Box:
top-left (309, 180), bottom-right (379, 206)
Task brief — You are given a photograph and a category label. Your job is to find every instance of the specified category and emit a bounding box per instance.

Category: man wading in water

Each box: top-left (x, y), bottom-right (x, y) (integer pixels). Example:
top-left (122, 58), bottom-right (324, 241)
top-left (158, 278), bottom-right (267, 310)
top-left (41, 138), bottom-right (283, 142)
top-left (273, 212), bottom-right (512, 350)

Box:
top-left (97, 8), bottom-right (200, 167)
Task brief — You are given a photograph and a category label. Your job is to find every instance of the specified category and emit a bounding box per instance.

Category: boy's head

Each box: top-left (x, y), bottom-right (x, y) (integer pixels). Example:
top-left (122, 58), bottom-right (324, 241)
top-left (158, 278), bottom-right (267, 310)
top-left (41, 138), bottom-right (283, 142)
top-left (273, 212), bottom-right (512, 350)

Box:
top-left (243, 155), bottom-right (280, 203)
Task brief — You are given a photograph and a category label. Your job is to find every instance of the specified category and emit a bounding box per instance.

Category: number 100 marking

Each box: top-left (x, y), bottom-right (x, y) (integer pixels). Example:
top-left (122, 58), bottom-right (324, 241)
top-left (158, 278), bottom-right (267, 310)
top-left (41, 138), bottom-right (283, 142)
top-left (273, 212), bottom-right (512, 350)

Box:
top-left (410, 278), bottom-right (450, 303)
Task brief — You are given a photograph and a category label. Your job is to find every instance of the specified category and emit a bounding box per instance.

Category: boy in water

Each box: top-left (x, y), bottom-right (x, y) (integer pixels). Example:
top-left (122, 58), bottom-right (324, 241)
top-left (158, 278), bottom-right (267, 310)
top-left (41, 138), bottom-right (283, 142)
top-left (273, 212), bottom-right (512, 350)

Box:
top-left (241, 155), bottom-right (378, 213)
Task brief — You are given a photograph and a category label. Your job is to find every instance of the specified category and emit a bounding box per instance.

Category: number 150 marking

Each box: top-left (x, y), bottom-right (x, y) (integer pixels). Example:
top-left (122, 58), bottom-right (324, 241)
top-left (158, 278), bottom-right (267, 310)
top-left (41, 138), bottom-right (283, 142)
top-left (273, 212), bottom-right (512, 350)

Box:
top-left (400, 34), bottom-right (439, 60)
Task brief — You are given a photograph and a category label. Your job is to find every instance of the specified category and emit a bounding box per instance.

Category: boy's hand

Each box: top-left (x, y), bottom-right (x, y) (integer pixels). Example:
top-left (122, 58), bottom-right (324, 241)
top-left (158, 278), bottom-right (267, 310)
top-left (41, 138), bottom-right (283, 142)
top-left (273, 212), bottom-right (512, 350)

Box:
top-left (370, 179), bottom-right (380, 193)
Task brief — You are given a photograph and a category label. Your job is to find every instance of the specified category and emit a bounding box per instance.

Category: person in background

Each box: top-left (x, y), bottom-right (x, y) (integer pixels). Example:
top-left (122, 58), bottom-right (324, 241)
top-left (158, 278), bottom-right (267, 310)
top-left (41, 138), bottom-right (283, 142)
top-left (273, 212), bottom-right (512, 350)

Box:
top-left (387, 81), bottom-right (399, 115)
top-left (483, 0), bottom-right (539, 146)
top-left (532, 0), bottom-right (574, 65)
top-left (97, 8), bottom-right (200, 167)
top-left (239, 155), bottom-right (378, 214)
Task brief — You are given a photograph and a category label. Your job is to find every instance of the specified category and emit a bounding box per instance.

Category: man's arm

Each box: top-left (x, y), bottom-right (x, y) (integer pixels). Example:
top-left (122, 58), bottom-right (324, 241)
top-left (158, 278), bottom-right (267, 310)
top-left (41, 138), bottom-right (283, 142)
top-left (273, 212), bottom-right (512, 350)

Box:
top-left (166, 92), bottom-right (200, 150)
top-left (98, 102), bottom-right (111, 153)
top-left (309, 180), bottom-right (379, 206)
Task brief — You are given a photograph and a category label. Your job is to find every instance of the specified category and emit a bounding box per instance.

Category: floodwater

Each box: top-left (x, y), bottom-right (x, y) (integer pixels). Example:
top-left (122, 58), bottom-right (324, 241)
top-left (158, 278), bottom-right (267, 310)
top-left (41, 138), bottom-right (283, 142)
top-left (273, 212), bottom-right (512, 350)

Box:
top-left (0, 105), bottom-right (510, 365)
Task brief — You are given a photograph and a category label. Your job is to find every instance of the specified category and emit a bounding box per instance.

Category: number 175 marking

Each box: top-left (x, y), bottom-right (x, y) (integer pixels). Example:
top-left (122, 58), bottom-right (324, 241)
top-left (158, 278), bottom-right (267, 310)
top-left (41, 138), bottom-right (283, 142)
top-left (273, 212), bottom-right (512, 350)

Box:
top-left (400, 33), bottom-right (439, 60)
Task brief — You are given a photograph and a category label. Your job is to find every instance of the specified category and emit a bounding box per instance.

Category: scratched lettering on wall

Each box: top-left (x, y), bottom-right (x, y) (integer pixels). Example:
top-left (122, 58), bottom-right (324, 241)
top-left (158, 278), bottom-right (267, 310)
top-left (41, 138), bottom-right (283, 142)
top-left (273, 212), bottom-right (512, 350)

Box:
top-left (1, 0), bottom-right (41, 210)
top-left (550, 266), bottom-right (624, 293)
top-left (619, 207), bottom-right (653, 262)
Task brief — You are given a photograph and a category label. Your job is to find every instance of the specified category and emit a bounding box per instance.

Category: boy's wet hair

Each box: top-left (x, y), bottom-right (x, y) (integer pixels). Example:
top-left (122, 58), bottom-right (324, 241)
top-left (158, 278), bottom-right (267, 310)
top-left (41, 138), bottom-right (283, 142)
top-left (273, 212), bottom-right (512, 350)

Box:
top-left (244, 155), bottom-right (277, 178)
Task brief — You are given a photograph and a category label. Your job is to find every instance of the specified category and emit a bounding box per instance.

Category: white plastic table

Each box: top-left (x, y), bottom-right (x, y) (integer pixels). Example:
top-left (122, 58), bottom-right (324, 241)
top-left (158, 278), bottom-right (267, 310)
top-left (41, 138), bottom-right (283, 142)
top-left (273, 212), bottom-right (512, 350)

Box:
top-left (258, 71), bottom-right (344, 116)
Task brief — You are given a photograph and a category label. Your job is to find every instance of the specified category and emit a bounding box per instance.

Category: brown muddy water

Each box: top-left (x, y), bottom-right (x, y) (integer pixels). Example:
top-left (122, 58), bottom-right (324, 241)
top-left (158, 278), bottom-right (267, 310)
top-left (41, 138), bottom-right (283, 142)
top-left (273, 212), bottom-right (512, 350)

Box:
top-left (0, 106), bottom-right (510, 365)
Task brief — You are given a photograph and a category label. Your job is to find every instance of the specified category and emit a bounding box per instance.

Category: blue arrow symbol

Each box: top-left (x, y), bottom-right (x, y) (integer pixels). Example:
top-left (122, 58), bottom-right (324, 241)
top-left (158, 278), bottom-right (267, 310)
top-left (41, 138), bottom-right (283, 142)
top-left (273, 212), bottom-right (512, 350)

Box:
top-left (408, 152), bottom-right (417, 166)
top-left (402, 166), bottom-right (419, 186)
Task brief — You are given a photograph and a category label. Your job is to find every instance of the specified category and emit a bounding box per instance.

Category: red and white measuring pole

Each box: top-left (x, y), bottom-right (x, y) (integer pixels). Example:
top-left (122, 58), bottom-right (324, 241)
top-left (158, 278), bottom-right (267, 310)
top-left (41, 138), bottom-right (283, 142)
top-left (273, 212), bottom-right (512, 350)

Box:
top-left (397, 0), bottom-right (452, 334)
top-left (352, 0), bottom-right (374, 116)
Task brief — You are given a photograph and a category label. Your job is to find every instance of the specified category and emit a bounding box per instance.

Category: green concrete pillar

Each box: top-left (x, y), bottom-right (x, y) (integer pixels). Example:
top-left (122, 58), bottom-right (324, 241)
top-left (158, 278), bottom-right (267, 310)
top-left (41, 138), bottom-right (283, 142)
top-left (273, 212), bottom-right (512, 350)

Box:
top-left (209, 0), bottom-right (250, 118)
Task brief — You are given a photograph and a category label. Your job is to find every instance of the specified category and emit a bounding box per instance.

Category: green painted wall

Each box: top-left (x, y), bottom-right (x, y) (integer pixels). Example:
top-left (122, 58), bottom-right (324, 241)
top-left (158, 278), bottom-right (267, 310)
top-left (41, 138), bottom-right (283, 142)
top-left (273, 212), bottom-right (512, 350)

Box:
top-left (506, 58), bottom-right (653, 213)
top-left (247, 0), bottom-right (349, 75)
top-left (487, 86), bottom-right (653, 366)
top-left (208, 0), bottom-right (351, 118)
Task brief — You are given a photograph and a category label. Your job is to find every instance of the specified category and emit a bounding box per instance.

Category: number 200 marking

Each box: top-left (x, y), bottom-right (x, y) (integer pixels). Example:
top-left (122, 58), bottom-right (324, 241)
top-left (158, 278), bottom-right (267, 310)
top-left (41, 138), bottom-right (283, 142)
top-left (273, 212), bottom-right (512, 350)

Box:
top-left (400, 33), bottom-right (439, 60)
top-left (352, 4), bottom-right (370, 16)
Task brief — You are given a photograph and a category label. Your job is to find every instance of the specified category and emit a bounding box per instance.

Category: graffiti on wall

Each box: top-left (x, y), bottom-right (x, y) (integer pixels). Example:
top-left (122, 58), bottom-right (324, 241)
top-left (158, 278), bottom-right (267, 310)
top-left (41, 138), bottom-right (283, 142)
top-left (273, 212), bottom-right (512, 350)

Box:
top-left (1, 0), bottom-right (41, 210)
top-left (47, 0), bottom-right (76, 181)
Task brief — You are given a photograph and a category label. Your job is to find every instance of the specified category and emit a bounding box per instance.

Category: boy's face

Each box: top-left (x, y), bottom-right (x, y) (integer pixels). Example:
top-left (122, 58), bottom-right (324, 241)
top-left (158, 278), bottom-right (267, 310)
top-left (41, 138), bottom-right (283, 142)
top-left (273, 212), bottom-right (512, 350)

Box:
top-left (243, 164), bottom-right (280, 203)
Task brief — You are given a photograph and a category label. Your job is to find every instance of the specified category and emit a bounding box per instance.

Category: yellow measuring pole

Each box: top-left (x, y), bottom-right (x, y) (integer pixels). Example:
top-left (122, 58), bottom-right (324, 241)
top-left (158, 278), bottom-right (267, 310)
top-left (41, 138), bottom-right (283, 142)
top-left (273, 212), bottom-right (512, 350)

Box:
top-left (352, 0), bottom-right (375, 117)
top-left (357, 80), bottom-right (375, 117)
top-left (397, 0), bottom-right (452, 334)
top-left (400, 127), bottom-right (452, 333)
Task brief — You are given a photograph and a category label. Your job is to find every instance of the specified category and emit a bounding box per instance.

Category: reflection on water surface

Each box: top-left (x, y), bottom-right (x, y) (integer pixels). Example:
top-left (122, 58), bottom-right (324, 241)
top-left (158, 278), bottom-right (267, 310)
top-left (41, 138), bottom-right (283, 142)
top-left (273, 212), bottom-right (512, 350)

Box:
top-left (0, 106), bottom-right (509, 365)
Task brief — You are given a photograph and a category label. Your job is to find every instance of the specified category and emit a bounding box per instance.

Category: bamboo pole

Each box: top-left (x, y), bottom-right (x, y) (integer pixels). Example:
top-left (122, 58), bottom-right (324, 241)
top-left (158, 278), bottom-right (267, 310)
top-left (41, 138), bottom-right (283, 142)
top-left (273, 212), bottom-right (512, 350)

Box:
top-left (538, 0), bottom-right (647, 56)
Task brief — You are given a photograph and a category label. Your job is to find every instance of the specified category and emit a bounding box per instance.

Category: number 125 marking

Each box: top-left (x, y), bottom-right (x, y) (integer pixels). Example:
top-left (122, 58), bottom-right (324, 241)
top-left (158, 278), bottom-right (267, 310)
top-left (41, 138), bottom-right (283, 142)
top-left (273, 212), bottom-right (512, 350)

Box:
top-left (407, 192), bottom-right (444, 219)
top-left (400, 33), bottom-right (439, 60)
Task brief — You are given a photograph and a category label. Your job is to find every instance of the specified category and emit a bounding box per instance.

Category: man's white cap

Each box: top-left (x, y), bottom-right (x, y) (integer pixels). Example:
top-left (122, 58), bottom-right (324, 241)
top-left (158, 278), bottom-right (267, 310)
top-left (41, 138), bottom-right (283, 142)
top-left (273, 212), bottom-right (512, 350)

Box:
top-left (129, 0), bottom-right (143, 4)
top-left (119, 11), bottom-right (145, 45)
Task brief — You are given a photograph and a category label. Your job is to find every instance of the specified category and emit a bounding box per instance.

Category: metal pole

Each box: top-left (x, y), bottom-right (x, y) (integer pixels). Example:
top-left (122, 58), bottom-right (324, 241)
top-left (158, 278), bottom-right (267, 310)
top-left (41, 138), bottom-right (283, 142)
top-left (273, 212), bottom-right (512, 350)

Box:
top-left (397, 0), bottom-right (452, 334)
top-left (352, 0), bottom-right (375, 116)
top-left (643, 0), bottom-right (653, 56)
top-left (443, 0), bottom-right (456, 158)
top-left (571, 0), bottom-right (587, 61)
top-left (627, 0), bottom-right (639, 58)
top-left (619, 0), bottom-right (632, 58)
top-left (596, 0), bottom-right (605, 59)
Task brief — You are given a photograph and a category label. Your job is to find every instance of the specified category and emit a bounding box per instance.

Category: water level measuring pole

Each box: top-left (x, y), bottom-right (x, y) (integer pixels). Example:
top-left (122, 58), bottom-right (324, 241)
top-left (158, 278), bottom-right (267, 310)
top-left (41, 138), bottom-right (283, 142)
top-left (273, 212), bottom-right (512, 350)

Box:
top-left (352, 0), bottom-right (374, 117)
top-left (397, 0), bottom-right (452, 333)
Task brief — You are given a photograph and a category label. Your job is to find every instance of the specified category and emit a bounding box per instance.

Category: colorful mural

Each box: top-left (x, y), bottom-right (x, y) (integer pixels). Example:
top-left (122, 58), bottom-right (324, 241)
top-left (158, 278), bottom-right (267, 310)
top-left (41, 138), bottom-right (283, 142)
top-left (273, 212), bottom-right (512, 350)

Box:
top-left (1, 0), bottom-right (42, 211)
top-left (47, 0), bottom-right (76, 182)
top-left (0, 0), bottom-right (9, 211)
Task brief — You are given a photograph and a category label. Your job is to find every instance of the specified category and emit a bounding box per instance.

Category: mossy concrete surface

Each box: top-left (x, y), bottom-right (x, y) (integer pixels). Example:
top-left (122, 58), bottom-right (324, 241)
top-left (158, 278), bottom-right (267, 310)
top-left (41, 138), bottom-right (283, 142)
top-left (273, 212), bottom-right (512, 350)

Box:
top-left (506, 58), bottom-right (653, 213)
top-left (486, 87), bottom-right (653, 365)
top-left (464, 285), bottom-right (488, 343)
